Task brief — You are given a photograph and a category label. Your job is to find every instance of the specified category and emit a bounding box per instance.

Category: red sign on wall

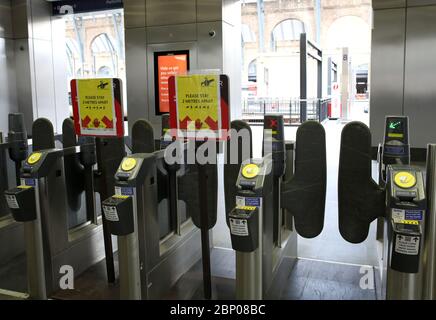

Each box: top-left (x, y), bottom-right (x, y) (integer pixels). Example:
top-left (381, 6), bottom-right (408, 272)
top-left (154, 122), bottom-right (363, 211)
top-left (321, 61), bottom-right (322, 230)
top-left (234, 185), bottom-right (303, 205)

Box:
top-left (154, 51), bottom-right (189, 114)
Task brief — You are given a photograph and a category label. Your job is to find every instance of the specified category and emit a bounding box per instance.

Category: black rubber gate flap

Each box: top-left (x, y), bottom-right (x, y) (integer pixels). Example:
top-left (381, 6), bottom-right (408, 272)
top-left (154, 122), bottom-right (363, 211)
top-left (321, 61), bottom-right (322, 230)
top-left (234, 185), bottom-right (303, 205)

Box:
top-left (224, 120), bottom-right (252, 225)
top-left (179, 141), bottom-right (218, 230)
top-left (281, 121), bottom-right (326, 238)
top-left (132, 119), bottom-right (155, 154)
top-left (338, 122), bottom-right (385, 244)
top-left (62, 118), bottom-right (84, 213)
top-left (32, 118), bottom-right (55, 151)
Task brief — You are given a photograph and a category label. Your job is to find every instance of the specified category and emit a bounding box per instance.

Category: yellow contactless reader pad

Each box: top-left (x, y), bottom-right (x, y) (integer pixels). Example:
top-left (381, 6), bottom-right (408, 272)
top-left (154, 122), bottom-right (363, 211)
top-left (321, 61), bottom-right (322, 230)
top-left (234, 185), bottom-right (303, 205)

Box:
top-left (121, 158), bottom-right (137, 172)
top-left (27, 152), bottom-right (42, 165)
top-left (242, 164), bottom-right (260, 179)
top-left (394, 171), bottom-right (416, 189)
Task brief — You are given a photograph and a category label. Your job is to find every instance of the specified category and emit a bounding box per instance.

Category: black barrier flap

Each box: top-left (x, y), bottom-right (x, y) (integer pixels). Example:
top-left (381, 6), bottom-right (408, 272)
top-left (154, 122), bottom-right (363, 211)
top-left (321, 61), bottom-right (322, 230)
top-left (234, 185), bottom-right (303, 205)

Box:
top-left (8, 113), bottom-right (28, 164)
top-left (179, 163), bottom-right (218, 230)
top-left (224, 120), bottom-right (252, 225)
top-left (338, 122), bottom-right (385, 244)
top-left (132, 119), bottom-right (155, 154)
top-left (32, 118), bottom-right (55, 151)
top-left (178, 140), bottom-right (218, 230)
top-left (62, 118), bottom-right (85, 220)
top-left (281, 121), bottom-right (326, 238)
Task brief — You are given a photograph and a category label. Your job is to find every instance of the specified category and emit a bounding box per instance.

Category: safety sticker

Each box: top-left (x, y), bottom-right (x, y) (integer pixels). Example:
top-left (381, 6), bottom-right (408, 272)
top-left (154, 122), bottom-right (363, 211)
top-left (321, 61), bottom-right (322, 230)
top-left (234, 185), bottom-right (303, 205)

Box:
top-left (23, 179), bottom-right (36, 187)
top-left (5, 195), bottom-right (19, 209)
top-left (400, 220), bottom-right (419, 225)
top-left (103, 205), bottom-right (119, 222)
top-left (405, 210), bottom-right (424, 221)
top-left (229, 218), bottom-right (249, 236)
top-left (395, 234), bottom-right (420, 255)
top-left (236, 196), bottom-right (261, 208)
top-left (115, 187), bottom-right (134, 196)
top-left (392, 209), bottom-right (424, 222)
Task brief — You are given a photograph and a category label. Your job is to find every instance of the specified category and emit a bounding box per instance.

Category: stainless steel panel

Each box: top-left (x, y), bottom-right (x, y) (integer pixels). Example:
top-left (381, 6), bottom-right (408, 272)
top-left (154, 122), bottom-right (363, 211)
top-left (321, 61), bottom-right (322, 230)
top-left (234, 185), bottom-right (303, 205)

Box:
top-left (369, 8), bottom-right (406, 146)
top-left (403, 6), bottom-right (436, 148)
top-left (423, 144), bottom-right (436, 299)
top-left (197, 0), bottom-right (222, 23)
top-left (408, 0), bottom-right (436, 7)
top-left (145, 41), bottom-right (198, 135)
top-left (51, 18), bottom-right (70, 132)
top-left (125, 27), bottom-right (148, 136)
top-left (222, 21), bottom-right (242, 120)
top-left (50, 225), bottom-right (108, 292)
top-left (146, 0), bottom-right (196, 27)
top-left (14, 39), bottom-right (35, 133)
top-left (0, 219), bottom-right (24, 264)
top-left (0, 38), bottom-right (18, 133)
top-left (372, 0), bottom-right (406, 9)
top-left (31, 38), bottom-right (58, 131)
top-left (147, 229), bottom-right (202, 299)
top-left (28, 0), bottom-right (52, 41)
top-left (124, 0), bottom-right (146, 29)
top-left (0, 0), bottom-right (13, 39)
top-left (11, 0), bottom-right (29, 39)
top-left (146, 24), bottom-right (196, 44)
top-left (197, 22), bottom-right (223, 71)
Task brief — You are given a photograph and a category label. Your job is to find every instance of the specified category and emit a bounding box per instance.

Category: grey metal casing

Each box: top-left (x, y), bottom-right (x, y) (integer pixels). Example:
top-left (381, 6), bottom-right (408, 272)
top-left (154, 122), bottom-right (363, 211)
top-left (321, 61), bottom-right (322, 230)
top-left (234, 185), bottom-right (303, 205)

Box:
top-left (371, 3), bottom-right (436, 149)
top-left (125, 150), bottom-right (201, 299)
top-left (124, 0), bottom-right (242, 137)
top-left (19, 148), bottom-right (109, 296)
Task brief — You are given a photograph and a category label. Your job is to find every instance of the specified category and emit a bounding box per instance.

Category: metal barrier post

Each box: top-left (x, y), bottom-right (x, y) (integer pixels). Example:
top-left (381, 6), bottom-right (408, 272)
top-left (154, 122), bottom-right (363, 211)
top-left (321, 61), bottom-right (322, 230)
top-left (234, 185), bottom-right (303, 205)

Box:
top-left (423, 144), bottom-right (436, 299)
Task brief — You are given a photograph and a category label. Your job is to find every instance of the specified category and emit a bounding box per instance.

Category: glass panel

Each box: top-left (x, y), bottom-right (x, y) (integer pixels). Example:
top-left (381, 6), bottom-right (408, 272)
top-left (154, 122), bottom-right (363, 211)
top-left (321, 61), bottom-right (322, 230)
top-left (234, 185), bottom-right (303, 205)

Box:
top-left (59, 9), bottom-right (126, 229)
top-left (63, 10), bottom-right (126, 113)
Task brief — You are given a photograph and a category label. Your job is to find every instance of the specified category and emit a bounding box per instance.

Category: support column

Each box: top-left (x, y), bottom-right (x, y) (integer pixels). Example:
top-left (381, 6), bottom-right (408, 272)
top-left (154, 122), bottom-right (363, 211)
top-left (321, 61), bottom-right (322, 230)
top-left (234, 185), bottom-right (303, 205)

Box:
top-left (11, 0), bottom-right (69, 134)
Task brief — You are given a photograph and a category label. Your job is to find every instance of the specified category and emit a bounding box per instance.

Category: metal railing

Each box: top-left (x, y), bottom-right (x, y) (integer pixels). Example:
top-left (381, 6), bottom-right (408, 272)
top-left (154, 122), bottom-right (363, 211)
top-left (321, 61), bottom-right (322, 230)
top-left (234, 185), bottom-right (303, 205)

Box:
top-left (241, 97), bottom-right (331, 125)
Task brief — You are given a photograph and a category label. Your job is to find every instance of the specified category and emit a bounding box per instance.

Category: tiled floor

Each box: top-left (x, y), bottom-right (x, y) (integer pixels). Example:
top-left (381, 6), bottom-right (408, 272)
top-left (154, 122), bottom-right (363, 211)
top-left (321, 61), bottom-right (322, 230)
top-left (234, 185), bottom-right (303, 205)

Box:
top-left (279, 258), bottom-right (376, 300)
top-left (169, 248), bottom-right (376, 300)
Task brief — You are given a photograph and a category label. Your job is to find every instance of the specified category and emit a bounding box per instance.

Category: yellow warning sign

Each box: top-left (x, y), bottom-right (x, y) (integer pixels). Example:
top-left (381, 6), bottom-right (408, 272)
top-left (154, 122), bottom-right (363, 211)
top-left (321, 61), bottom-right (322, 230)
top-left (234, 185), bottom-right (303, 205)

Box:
top-left (27, 152), bottom-right (42, 165)
top-left (176, 74), bottom-right (220, 134)
top-left (394, 172), bottom-right (416, 189)
top-left (77, 78), bottom-right (114, 131)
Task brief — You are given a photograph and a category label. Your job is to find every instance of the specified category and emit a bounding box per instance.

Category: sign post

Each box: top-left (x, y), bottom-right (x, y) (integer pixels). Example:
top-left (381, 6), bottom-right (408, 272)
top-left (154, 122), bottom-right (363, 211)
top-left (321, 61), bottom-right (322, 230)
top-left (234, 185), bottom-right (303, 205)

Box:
top-left (169, 73), bottom-right (230, 299)
top-left (71, 78), bottom-right (125, 284)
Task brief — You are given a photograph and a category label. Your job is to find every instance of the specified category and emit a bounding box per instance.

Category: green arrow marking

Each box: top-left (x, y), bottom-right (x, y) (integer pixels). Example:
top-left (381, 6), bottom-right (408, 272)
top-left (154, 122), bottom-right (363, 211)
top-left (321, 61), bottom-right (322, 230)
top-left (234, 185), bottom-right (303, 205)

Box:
top-left (389, 121), bottom-right (401, 130)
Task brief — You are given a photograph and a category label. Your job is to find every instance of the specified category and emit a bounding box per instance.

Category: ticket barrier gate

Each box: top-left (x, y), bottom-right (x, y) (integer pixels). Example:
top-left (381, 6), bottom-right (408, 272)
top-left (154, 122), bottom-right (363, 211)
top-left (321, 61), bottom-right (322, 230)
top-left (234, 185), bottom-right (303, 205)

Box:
top-left (228, 157), bottom-right (273, 299)
top-left (338, 121), bottom-right (433, 299)
top-left (102, 119), bottom-right (204, 299)
top-left (0, 114), bottom-right (28, 264)
top-left (226, 120), bottom-right (326, 299)
top-left (2, 117), bottom-right (120, 299)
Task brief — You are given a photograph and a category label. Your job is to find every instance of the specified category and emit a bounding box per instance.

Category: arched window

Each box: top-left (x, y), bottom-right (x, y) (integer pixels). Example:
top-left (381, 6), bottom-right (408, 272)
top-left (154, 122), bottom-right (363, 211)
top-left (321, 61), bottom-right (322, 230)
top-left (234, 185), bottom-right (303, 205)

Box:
top-left (91, 33), bottom-right (117, 76)
top-left (66, 38), bottom-right (81, 78)
top-left (271, 19), bottom-right (305, 50)
top-left (242, 24), bottom-right (256, 43)
top-left (248, 60), bottom-right (257, 82)
top-left (98, 66), bottom-right (113, 77)
top-left (91, 33), bottom-right (116, 54)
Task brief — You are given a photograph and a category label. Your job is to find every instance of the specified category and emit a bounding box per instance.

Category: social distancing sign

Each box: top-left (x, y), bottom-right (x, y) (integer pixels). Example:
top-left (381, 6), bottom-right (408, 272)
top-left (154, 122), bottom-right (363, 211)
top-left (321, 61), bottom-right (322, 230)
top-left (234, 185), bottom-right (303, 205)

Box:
top-left (71, 78), bottom-right (124, 137)
top-left (176, 74), bottom-right (220, 132)
top-left (169, 74), bottom-right (230, 140)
